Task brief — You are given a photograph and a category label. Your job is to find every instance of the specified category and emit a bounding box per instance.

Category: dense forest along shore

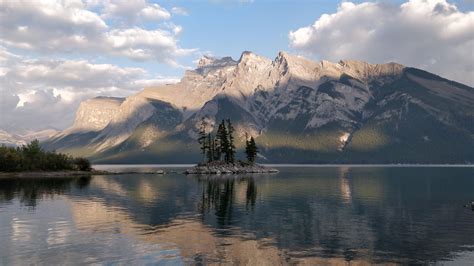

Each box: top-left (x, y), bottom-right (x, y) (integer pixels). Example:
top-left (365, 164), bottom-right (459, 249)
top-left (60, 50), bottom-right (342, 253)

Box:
top-left (0, 140), bottom-right (168, 178)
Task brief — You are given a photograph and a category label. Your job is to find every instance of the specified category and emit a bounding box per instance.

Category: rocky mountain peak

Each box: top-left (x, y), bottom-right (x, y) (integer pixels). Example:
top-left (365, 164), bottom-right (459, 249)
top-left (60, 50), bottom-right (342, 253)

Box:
top-left (274, 51), bottom-right (290, 67)
top-left (197, 55), bottom-right (216, 68)
top-left (272, 51), bottom-right (323, 81)
top-left (195, 55), bottom-right (238, 76)
top-left (239, 51), bottom-right (266, 63)
top-left (235, 51), bottom-right (272, 73)
top-left (197, 55), bottom-right (237, 68)
top-left (274, 51), bottom-right (311, 64)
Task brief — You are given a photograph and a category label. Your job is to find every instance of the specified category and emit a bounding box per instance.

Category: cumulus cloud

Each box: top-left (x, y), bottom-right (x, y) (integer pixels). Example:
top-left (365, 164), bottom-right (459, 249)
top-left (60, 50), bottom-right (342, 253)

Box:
top-left (105, 27), bottom-right (193, 62)
top-left (0, 48), bottom-right (179, 132)
top-left (0, 0), bottom-right (195, 64)
top-left (0, 0), bottom-right (191, 134)
top-left (101, 0), bottom-right (171, 23)
top-left (289, 0), bottom-right (474, 86)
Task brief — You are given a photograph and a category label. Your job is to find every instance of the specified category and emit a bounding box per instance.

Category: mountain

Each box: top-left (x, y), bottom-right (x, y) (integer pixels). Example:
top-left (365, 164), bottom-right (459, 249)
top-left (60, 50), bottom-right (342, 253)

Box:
top-left (1, 129), bottom-right (59, 147)
top-left (44, 51), bottom-right (474, 164)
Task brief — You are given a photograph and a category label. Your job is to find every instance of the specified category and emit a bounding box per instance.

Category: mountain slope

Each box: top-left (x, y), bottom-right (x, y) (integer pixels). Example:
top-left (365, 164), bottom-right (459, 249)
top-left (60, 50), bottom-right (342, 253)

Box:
top-left (1, 129), bottom-right (59, 147)
top-left (43, 51), bottom-right (474, 164)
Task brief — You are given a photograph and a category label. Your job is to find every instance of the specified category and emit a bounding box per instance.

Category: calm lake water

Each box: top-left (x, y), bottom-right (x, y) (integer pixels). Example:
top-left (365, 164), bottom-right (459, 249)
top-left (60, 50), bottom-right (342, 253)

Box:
top-left (1, 166), bottom-right (473, 265)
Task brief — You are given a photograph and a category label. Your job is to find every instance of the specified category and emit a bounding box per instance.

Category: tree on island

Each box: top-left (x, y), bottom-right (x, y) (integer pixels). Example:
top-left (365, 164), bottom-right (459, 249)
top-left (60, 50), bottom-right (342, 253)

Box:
top-left (206, 133), bottom-right (215, 162)
top-left (216, 120), bottom-right (229, 162)
top-left (196, 118), bottom-right (260, 165)
top-left (213, 137), bottom-right (221, 161)
top-left (226, 119), bottom-right (236, 163)
top-left (198, 118), bottom-right (208, 160)
top-left (245, 136), bottom-right (258, 164)
top-left (198, 118), bottom-right (241, 165)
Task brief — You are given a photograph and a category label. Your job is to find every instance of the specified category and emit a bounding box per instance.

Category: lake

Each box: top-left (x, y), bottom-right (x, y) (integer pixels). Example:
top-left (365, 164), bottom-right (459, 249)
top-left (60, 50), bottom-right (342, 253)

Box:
top-left (1, 166), bottom-right (473, 265)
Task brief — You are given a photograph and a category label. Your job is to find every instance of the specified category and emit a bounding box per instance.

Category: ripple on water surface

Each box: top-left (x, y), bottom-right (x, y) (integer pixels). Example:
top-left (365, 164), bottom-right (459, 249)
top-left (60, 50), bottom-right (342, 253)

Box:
top-left (0, 166), bottom-right (473, 264)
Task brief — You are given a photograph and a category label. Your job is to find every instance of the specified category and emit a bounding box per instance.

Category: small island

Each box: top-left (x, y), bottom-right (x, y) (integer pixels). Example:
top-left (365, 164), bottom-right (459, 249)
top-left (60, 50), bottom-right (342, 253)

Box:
top-left (185, 119), bottom-right (278, 175)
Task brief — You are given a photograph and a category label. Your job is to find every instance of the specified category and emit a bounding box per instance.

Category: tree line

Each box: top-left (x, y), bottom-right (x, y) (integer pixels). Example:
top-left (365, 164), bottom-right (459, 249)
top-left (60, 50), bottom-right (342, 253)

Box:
top-left (198, 119), bottom-right (258, 165)
top-left (0, 140), bottom-right (91, 172)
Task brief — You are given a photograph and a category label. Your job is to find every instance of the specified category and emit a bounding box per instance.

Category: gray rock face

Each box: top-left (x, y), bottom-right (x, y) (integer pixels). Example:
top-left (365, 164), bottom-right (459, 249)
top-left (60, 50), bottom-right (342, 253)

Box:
top-left (93, 98), bottom-right (183, 151)
top-left (46, 51), bottom-right (474, 163)
top-left (65, 97), bottom-right (124, 134)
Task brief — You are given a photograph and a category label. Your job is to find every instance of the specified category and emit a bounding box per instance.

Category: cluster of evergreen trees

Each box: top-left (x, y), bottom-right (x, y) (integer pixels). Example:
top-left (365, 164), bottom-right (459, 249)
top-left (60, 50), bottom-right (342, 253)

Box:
top-left (245, 133), bottom-right (258, 163)
top-left (198, 119), bottom-right (258, 164)
top-left (0, 140), bottom-right (91, 172)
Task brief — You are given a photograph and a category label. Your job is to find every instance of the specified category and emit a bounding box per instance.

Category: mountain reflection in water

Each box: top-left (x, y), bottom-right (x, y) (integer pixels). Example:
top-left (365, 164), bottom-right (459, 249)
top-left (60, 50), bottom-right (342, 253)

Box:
top-left (0, 166), bottom-right (473, 265)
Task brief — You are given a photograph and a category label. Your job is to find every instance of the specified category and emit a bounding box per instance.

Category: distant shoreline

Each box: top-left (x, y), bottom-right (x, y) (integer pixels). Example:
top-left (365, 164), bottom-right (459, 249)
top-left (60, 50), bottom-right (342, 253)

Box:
top-left (0, 170), bottom-right (95, 179)
top-left (262, 164), bottom-right (474, 167)
top-left (2, 164), bottom-right (472, 179)
top-left (94, 163), bottom-right (474, 168)
top-left (0, 169), bottom-right (165, 178)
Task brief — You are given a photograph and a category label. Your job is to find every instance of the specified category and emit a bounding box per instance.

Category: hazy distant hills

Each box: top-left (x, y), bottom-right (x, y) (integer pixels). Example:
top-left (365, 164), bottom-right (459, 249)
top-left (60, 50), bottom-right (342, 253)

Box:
top-left (1, 129), bottom-right (59, 147)
top-left (44, 51), bottom-right (474, 164)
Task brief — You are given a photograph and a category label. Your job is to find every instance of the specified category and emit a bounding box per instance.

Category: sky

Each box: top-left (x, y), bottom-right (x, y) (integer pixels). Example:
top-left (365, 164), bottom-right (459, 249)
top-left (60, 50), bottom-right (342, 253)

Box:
top-left (0, 0), bottom-right (473, 134)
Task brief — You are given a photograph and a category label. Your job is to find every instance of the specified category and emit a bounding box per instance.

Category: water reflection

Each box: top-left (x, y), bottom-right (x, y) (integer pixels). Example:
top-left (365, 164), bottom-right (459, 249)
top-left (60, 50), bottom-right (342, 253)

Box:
top-left (198, 176), bottom-right (258, 227)
top-left (0, 167), bottom-right (473, 264)
top-left (338, 167), bottom-right (352, 203)
top-left (0, 177), bottom-right (91, 207)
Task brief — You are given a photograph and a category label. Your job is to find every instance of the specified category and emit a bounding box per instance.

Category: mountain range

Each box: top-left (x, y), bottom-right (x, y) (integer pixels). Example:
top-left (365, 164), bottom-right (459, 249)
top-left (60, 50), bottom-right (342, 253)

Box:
top-left (44, 51), bottom-right (474, 164)
top-left (1, 129), bottom-right (59, 147)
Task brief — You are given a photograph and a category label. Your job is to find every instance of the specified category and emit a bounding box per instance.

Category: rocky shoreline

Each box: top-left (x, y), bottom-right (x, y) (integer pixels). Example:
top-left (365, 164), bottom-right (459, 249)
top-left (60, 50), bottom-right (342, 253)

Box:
top-left (184, 163), bottom-right (279, 175)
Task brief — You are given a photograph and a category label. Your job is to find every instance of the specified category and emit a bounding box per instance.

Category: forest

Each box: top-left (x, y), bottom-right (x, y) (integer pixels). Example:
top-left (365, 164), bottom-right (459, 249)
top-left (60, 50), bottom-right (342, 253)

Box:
top-left (0, 140), bottom-right (91, 172)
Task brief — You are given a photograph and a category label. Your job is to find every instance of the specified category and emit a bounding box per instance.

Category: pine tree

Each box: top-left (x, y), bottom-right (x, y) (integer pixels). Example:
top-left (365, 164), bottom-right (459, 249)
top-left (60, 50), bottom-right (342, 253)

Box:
top-left (216, 120), bottom-right (231, 163)
top-left (198, 118), bottom-right (208, 161)
top-left (206, 133), bottom-right (214, 163)
top-left (246, 136), bottom-right (258, 164)
top-left (216, 120), bottom-right (228, 162)
top-left (226, 119), bottom-right (236, 164)
top-left (250, 137), bottom-right (258, 163)
top-left (214, 137), bottom-right (221, 161)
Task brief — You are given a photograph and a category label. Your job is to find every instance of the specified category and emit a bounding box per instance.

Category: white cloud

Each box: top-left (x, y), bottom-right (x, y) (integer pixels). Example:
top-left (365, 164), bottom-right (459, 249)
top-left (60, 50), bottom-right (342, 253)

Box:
top-left (171, 7), bottom-right (189, 16)
top-left (0, 47), bottom-right (179, 132)
top-left (12, 59), bottom-right (146, 90)
top-left (0, 0), bottom-right (191, 134)
top-left (105, 27), bottom-right (194, 62)
top-left (0, 0), bottom-right (195, 64)
top-left (101, 0), bottom-right (171, 23)
top-left (289, 0), bottom-right (474, 86)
